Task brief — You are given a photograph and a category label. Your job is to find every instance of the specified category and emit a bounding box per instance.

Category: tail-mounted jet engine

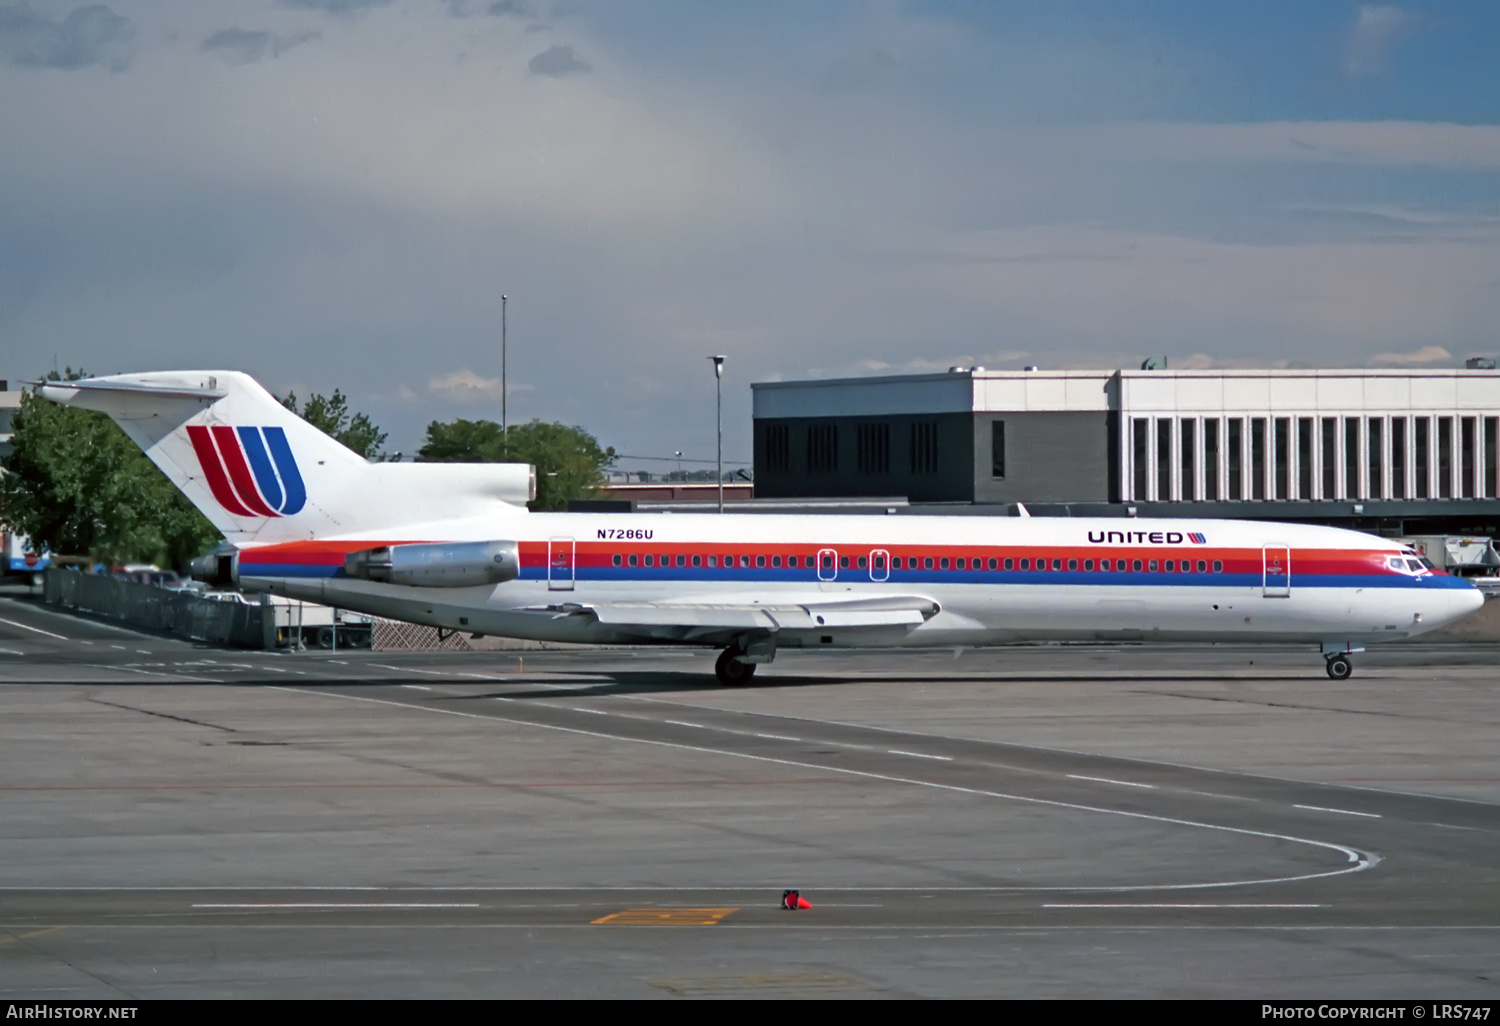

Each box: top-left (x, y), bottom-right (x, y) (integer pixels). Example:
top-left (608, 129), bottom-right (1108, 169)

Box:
top-left (344, 541), bottom-right (520, 588)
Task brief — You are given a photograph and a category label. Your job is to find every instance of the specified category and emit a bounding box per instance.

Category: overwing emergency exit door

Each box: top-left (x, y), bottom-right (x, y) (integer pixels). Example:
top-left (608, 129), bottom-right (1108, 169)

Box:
top-left (548, 537), bottom-right (575, 591)
top-left (1262, 545), bottom-right (1291, 598)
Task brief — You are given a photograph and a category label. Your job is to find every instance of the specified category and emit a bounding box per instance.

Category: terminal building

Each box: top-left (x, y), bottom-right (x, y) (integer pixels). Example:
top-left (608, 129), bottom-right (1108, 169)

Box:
top-left (751, 362), bottom-right (1500, 534)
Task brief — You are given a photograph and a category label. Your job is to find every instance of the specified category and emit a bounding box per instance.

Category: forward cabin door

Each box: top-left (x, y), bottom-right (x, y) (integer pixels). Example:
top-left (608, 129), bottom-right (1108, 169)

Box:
top-left (548, 536), bottom-right (576, 591)
top-left (1262, 544), bottom-right (1291, 598)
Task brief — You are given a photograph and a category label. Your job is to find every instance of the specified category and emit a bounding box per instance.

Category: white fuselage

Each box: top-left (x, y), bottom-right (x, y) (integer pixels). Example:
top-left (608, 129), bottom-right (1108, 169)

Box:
top-left (236, 512), bottom-right (1484, 651)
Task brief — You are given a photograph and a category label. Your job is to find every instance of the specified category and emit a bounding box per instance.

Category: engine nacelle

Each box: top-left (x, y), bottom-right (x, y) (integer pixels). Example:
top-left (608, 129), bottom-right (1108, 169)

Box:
top-left (344, 540), bottom-right (520, 588)
top-left (189, 546), bottom-right (238, 587)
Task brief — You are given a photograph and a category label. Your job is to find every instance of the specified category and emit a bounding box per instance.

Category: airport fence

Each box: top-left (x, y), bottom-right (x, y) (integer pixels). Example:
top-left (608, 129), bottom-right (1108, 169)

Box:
top-left (43, 570), bottom-right (275, 649)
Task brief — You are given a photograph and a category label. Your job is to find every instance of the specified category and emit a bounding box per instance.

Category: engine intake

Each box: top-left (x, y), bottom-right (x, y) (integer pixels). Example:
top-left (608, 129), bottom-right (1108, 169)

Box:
top-left (344, 541), bottom-right (520, 588)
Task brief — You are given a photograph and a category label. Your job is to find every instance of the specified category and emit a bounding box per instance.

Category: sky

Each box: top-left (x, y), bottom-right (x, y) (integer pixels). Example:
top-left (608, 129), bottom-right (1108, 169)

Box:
top-left (1, 1), bottom-right (1497, 469)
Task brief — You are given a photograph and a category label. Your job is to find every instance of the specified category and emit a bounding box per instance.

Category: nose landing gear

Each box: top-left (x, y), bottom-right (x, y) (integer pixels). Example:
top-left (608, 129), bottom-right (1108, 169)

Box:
top-left (1325, 654), bottom-right (1353, 680)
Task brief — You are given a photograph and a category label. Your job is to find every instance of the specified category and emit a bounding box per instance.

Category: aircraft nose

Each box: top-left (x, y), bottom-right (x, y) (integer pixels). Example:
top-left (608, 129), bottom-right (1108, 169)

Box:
top-left (1440, 581), bottom-right (1485, 624)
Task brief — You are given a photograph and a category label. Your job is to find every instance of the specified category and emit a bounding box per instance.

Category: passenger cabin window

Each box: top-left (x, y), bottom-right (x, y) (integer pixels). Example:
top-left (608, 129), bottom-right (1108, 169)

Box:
top-left (1165, 560), bottom-right (1174, 572)
top-left (628, 554), bottom-right (638, 567)
top-left (1197, 560), bottom-right (1207, 572)
top-left (955, 558), bottom-right (965, 570)
top-left (1068, 559), bottom-right (1078, 571)
top-left (1004, 558), bottom-right (1014, 570)
top-left (1020, 558), bottom-right (1030, 570)
top-left (1133, 559), bottom-right (1143, 572)
top-left (1084, 559), bottom-right (1093, 571)
top-left (612, 554), bottom-right (622, 567)
top-left (940, 558), bottom-right (950, 570)
top-left (772, 555), bottom-right (782, 568)
top-left (1213, 560), bottom-right (1223, 572)
top-left (788, 556), bottom-right (798, 568)
top-left (756, 555), bottom-right (766, 568)
top-left (1051, 559), bottom-right (1061, 571)
top-left (692, 555), bottom-right (702, 567)
top-left (839, 556), bottom-right (850, 569)
top-left (821, 554), bottom-right (834, 570)
top-left (1100, 559), bottom-right (1110, 571)
top-left (989, 558), bottom-right (999, 570)
top-left (857, 556), bottom-right (867, 569)
top-left (1149, 560), bottom-right (1158, 572)
top-left (872, 555), bottom-right (885, 570)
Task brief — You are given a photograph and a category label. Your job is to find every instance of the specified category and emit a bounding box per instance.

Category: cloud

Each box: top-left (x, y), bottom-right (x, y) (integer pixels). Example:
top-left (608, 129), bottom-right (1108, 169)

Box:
top-left (201, 28), bottom-right (318, 65)
top-left (487, 1), bottom-right (531, 16)
top-left (528, 44), bottom-right (589, 77)
top-left (280, 0), bottom-right (392, 12)
top-left (1345, 4), bottom-right (1416, 78)
top-left (0, 3), bottom-right (133, 70)
top-left (427, 369), bottom-right (504, 403)
top-left (1369, 345), bottom-right (1452, 366)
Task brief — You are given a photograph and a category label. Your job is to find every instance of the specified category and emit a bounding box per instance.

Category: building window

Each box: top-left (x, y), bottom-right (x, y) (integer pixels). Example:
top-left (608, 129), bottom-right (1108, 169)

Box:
top-left (1297, 418), bottom-right (1313, 500)
top-left (1180, 418), bottom-right (1196, 501)
top-left (1203, 419), bottom-right (1219, 501)
top-left (764, 424), bottom-right (790, 473)
top-left (806, 422), bottom-right (839, 474)
top-left (1485, 417), bottom-right (1498, 498)
top-left (1344, 418), bottom-right (1360, 500)
top-left (910, 421), bottom-right (939, 476)
top-left (1392, 418), bottom-right (1407, 498)
top-left (991, 420), bottom-right (1006, 479)
top-left (1368, 418), bottom-right (1384, 500)
top-left (1132, 418), bottom-right (1149, 500)
top-left (1251, 418), bottom-right (1267, 500)
top-left (1156, 419), bottom-right (1172, 501)
top-left (1320, 417), bottom-right (1336, 500)
top-left (1273, 418), bottom-right (1290, 500)
top-left (1438, 417), bottom-right (1453, 499)
top-left (856, 422), bottom-right (890, 476)
top-left (1461, 417), bottom-right (1476, 499)
top-left (1415, 417), bottom-right (1430, 498)
top-left (1227, 418), bottom-right (1243, 501)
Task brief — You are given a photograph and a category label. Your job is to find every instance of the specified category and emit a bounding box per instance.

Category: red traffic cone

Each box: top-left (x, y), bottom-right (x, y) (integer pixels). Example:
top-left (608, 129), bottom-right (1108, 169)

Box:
top-left (781, 889), bottom-right (812, 910)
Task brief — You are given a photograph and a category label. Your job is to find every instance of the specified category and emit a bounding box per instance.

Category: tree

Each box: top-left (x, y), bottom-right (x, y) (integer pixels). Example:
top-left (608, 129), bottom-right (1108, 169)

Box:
top-left (0, 370), bottom-right (220, 568)
top-left (281, 389), bottom-right (387, 459)
top-left (418, 418), bottom-right (616, 511)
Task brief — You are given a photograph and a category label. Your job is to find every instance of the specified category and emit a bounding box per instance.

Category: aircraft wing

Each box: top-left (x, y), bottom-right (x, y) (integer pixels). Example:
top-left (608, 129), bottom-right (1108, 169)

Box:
top-left (536, 594), bottom-right (939, 641)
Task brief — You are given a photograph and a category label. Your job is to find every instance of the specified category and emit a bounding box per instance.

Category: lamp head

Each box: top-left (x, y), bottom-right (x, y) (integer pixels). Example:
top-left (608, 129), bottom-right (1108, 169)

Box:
top-left (709, 355), bottom-right (725, 379)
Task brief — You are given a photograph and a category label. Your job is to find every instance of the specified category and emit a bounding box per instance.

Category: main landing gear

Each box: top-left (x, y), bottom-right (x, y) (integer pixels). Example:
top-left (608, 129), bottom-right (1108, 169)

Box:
top-left (715, 648), bottom-right (757, 686)
top-left (1325, 654), bottom-right (1353, 680)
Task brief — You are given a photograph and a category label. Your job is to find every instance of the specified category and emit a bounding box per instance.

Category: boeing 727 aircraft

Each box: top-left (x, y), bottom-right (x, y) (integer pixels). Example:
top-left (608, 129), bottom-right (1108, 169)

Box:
top-left (39, 371), bottom-right (1484, 683)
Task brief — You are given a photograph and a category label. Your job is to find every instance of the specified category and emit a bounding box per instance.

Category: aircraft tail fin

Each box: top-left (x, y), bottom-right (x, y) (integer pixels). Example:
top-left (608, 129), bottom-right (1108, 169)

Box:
top-left (38, 371), bottom-right (534, 545)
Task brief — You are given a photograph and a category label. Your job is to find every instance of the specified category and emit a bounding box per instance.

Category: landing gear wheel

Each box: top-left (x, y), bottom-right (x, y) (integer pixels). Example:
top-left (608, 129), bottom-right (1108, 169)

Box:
top-left (1325, 655), bottom-right (1353, 680)
top-left (715, 648), bottom-right (757, 687)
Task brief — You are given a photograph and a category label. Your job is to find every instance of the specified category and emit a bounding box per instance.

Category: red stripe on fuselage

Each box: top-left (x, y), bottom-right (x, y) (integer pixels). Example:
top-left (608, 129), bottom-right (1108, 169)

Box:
top-left (210, 425), bottom-right (279, 518)
top-left (186, 425), bottom-right (255, 517)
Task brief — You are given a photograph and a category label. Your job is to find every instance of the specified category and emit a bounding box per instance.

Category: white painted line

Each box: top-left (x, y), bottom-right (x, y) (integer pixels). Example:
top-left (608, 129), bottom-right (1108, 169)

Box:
top-left (111, 645), bottom-right (126, 650)
top-left (401, 685), bottom-right (433, 692)
top-left (0, 616), bottom-right (67, 640)
top-left (755, 733), bottom-right (802, 742)
top-left (0, 648), bottom-right (24, 656)
top-left (1294, 804), bottom-right (1381, 819)
top-left (191, 903), bottom-right (481, 910)
top-left (1044, 903), bottom-right (1322, 909)
top-left (135, 649), bottom-right (151, 655)
top-left (271, 685), bottom-right (1379, 892)
top-left (888, 749), bottom-right (952, 761)
top-left (665, 720), bottom-right (705, 729)
top-left (571, 707), bottom-right (609, 716)
top-left (1068, 774), bottom-right (1156, 789)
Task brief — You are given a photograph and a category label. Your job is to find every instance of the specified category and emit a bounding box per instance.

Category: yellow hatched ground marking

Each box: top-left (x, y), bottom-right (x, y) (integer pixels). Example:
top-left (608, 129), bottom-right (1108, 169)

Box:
top-left (592, 907), bottom-right (738, 926)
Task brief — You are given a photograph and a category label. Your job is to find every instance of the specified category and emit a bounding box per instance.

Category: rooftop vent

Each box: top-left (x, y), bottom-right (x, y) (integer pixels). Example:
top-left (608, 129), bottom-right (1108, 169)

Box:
top-left (1466, 357), bottom-right (1497, 370)
top-left (1140, 356), bottom-right (1167, 371)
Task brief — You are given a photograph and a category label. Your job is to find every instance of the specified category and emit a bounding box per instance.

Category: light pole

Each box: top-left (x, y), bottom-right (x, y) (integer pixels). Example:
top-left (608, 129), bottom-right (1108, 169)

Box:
top-left (709, 356), bottom-right (725, 513)
top-left (501, 294), bottom-right (508, 455)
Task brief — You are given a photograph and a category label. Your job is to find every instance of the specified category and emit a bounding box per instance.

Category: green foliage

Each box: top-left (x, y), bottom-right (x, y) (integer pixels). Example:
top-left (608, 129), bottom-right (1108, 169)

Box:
top-left (417, 418), bottom-right (617, 511)
top-left (281, 389), bottom-right (387, 459)
top-left (0, 371), bottom-right (221, 568)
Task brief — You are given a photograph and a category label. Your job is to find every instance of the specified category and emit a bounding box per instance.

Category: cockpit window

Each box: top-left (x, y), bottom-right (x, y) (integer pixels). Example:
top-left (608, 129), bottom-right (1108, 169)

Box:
top-left (1406, 559), bottom-right (1425, 573)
